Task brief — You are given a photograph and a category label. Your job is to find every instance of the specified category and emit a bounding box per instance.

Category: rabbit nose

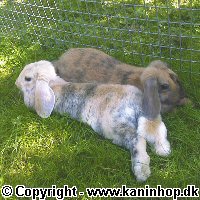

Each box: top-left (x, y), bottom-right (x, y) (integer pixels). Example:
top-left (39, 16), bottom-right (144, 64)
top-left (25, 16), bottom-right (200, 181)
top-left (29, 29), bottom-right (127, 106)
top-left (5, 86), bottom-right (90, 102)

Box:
top-left (15, 79), bottom-right (18, 86)
top-left (15, 79), bottom-right (20, 88)
top-left (177, 97), bottom-right (191, 106)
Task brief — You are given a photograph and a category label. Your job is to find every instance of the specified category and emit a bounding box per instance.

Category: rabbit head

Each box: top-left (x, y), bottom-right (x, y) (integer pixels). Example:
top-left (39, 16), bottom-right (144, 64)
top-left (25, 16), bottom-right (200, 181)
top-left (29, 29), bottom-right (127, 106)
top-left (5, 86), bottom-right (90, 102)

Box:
top-left (141, 60), bottom-right (187, 119)
top-left (15, 60), bottom-right (57, 118)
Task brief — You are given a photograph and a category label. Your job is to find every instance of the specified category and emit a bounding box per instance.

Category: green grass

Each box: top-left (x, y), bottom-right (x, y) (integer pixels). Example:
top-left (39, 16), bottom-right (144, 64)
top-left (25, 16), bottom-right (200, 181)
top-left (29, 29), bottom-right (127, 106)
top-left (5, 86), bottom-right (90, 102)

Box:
top-left (0, 0), bottom-right (200, 199)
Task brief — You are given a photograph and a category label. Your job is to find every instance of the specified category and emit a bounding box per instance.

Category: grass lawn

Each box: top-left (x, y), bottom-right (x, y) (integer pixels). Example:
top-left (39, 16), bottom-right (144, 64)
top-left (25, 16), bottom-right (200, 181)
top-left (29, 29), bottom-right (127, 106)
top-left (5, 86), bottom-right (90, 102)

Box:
top-left (0, 0), bottom-right (200, 199)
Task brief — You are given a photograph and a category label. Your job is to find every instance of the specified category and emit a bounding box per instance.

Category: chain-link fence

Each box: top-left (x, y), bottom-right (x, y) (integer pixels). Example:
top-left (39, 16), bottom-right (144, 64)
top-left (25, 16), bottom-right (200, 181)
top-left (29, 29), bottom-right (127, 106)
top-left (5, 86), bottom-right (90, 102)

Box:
top-left (1, 0), bottom-right (200, 76)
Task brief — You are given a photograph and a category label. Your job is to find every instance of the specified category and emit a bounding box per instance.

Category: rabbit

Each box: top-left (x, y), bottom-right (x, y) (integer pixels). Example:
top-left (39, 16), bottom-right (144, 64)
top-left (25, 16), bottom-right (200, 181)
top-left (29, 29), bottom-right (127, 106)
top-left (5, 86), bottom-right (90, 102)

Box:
top-left (52, 48), bottom-right (189, 118)
top-left (15, 60), bottom-right (171, 182)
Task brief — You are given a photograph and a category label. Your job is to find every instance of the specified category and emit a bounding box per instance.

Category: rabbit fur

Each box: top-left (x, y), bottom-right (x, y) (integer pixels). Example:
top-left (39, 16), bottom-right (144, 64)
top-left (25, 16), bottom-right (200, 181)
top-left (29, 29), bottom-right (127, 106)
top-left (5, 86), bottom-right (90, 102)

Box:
top-left (53, 48), bottom-right (189, 118)
top-left (15, 60), bottom-right (171, 182)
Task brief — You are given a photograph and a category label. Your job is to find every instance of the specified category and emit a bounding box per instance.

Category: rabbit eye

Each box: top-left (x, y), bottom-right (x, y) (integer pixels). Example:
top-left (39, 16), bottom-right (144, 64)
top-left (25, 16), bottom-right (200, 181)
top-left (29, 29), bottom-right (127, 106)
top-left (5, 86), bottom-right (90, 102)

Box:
top-left (160, 83), bottom-right (170, 91)
top-left (25, 77), bottom-right (32, 82)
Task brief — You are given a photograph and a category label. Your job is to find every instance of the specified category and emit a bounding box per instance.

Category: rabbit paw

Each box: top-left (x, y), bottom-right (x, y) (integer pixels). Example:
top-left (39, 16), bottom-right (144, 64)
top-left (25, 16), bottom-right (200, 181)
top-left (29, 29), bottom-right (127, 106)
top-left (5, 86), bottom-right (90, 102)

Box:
top-left (155, 139), bottom-right (171, 156)
top-left (134, 162), bottom-right (151, 182)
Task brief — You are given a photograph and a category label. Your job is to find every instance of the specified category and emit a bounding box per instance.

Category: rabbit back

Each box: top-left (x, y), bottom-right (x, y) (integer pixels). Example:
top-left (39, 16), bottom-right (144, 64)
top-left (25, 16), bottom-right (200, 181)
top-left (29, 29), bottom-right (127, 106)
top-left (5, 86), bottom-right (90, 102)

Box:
top-left (54, 83), bottom-right (143, 148)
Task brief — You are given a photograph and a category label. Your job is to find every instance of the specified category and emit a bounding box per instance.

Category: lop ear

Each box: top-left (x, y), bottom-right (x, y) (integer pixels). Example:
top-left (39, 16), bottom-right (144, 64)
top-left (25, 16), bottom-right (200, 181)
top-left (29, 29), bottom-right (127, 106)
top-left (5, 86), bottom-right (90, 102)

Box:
top-left (35, 79), bottom-right (55, 118)
top-left (142, 77), bottom-right (161, 120)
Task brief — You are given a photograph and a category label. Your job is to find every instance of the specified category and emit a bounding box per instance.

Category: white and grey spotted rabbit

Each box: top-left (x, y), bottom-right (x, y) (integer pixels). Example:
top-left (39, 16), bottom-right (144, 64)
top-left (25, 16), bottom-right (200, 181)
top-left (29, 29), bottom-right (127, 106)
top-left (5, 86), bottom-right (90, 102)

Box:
top-left (15, 60), bottom-right (171, 181)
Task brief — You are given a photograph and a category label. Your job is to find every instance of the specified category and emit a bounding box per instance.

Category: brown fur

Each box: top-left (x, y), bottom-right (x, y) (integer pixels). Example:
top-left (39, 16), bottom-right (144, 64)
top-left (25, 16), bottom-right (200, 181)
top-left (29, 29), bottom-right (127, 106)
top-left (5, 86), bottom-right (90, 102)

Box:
top-left (144, 117), bottom-right (162, 135)
top-left (53, 48), bottom-right (143, 85)
top-left (53, 48), bottom-right (189, 114)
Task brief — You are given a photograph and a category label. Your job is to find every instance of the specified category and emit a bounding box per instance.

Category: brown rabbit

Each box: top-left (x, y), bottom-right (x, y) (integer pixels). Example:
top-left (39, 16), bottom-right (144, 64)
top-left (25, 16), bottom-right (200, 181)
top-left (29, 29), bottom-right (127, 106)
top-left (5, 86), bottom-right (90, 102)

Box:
top-left (53, 48), bottom-right (189, 119)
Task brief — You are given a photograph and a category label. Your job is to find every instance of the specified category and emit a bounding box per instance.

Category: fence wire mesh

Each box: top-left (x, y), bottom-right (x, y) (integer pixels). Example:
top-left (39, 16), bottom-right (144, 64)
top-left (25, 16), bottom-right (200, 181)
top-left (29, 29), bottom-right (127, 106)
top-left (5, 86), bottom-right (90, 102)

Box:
top-left (0, 0), bottom-right (200, 77)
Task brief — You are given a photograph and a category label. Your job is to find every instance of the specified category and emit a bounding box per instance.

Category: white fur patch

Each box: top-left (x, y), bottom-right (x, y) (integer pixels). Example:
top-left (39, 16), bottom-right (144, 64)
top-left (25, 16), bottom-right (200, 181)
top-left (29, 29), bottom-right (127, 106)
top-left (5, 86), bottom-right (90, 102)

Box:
top-left (154, 122), bottom-right (171, 156)
top-left (137, 116), bottom-right (171, 157)
top-left (133, 137), bottom-right (151, 182)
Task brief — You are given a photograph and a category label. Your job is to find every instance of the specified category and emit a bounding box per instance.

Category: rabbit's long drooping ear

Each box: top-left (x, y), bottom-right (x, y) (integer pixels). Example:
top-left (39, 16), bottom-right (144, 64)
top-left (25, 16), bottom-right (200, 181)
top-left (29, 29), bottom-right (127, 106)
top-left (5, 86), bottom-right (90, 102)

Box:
top-left (142, 77), bottom-right (161, 120)
top-left (35, 79), bottom-right (55, 118)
